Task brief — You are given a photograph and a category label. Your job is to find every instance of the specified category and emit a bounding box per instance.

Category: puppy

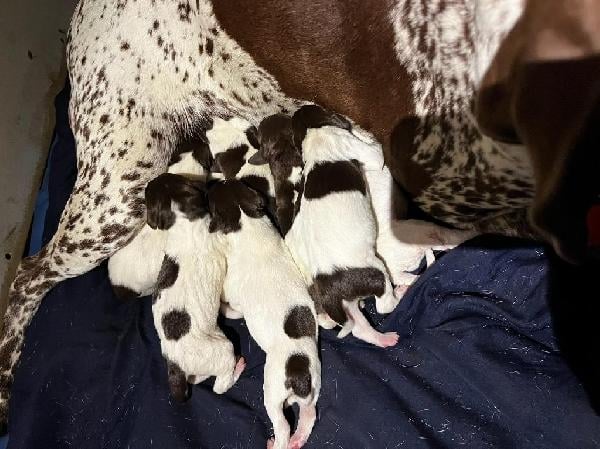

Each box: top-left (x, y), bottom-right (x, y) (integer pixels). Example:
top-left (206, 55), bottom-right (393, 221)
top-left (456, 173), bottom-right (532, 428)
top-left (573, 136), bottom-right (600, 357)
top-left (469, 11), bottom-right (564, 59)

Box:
top-left (107, 140), bottom-right (211, 298)
top-left (248, 113), bottom-right (304, 236)
top-left (149, 173), bottom-right (245, 399)
top-left (208, 179), bottom-right (320, 449)
top-left (282, 105), bottom-right (399, 347)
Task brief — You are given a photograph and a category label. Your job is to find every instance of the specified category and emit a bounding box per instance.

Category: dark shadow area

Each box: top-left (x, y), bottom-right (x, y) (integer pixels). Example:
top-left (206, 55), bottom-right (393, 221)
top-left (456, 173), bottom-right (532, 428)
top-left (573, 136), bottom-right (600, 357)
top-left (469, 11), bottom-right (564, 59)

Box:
top-left (547, 253), bottom-right (600, 414)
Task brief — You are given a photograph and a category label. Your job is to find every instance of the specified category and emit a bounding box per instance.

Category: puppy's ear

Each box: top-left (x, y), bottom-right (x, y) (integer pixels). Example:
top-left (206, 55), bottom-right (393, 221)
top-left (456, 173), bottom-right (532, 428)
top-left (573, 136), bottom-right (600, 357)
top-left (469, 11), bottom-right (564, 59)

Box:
top-left (210, 157), bottom-right (223, 173)
top-left (145, 173), bottom-right (176, 230)
top-left (245, 125), bottom-right (260, 149)
top-left (247, 151), bottom-right (267, 165)
top-left (207, 182), bottom-right (242, 234)
top-left (238, 183), bottom-right (267, 218)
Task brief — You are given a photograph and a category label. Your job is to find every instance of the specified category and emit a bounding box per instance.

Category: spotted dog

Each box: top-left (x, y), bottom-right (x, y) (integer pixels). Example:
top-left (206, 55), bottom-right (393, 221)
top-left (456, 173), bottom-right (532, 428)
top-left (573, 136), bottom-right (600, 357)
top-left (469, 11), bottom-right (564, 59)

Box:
top-left (149, 173), bottom-right (245, 399)
top-left (208, 180), bottom-right (320, 449)
top-left (108, 139), bottom-right (212, 298)
top-left (279, 105), bottom-right (398, 347)
top-left (0, 0), bottom-right (545, 428)
top-left (0, 0), bottom-right (301, 425)
top-left (249, 113), bottom-right (304, 236)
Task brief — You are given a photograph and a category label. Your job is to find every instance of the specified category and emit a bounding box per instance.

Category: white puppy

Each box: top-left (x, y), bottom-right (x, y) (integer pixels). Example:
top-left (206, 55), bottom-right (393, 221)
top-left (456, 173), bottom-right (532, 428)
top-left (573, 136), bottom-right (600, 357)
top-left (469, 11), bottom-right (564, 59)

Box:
top-left (208, 179), bottom-right (320, 449)
top-left (280, 105), bottom-right (399, 347)
top-left (107, 140), bottom-right (211, 298)
top-left (149, 173), bottom-right (245, 400)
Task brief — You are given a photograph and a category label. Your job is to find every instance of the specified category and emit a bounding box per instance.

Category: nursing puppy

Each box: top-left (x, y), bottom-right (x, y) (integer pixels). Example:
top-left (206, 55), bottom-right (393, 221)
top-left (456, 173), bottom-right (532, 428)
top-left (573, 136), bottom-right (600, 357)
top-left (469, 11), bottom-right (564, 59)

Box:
top-left (107, 140), bottom-right (212, 299)
top-left (281, 105), bottom-right (399, 347)
top-left (208, 179), bottom-right (320, 449)
top-left (205, 117), bottom-right (277, 207)
top-left (249, 113), bottom-right (304, 236)
top-left (149, 173), bottom-right (245, 400)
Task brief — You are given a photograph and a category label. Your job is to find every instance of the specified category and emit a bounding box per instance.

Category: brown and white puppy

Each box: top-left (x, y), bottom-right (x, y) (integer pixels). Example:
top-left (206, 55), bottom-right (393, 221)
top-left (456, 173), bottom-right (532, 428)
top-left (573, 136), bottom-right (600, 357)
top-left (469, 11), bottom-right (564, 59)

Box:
top-left (208, 179), bottom-right (320, 449)
top-left (249, 113), bottom-right (304, 236)
top-left (204, 117), bottom-right (281, 229)
top-left (149, 173), bottom-right (245, 400)
top-left (282, 105), bottom-right (399, 347)
top-left (107, 139), bottom-right (212, 299)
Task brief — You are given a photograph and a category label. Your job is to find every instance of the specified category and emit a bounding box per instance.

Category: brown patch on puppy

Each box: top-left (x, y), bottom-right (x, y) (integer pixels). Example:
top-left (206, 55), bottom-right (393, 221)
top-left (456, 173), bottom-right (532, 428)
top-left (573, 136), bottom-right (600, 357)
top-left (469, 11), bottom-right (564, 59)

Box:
top-left (167, 360), bottom-right (190, 402)
top-left (207, 180), bottom-right (266, 234)
top-left (213, 144), bottom-right (249, 178)
top-left (284, 305), bottom-right (316, 339)
top-left (161, 309), bottom-right (192, 341)
top-left (284, 353), bottom-right (312, 398)
top-left (145, 173), bottom-right (208, 229)
top-left (309, 267), bottom-right (385, 324)
top-left (304, 161), bottom-right (366, 200)
top-left (112, 285), bottom-right (140, 300)
top-left (156, 256), bottom-right (179, 290)
top-left (292, 104), bottom-right (352, 150)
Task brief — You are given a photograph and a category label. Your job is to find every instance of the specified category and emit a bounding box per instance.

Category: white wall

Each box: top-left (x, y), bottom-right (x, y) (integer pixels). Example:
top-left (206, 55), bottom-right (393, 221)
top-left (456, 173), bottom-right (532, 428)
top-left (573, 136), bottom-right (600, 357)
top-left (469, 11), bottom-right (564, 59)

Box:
top-left (0, 1), bottom-right (79, 312)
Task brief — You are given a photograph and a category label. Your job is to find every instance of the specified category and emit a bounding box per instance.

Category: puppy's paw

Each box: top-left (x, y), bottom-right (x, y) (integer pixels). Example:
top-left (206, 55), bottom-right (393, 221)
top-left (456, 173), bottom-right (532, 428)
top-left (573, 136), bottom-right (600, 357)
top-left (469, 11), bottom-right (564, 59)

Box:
top-left (376, 332), bottom-right (399, 348)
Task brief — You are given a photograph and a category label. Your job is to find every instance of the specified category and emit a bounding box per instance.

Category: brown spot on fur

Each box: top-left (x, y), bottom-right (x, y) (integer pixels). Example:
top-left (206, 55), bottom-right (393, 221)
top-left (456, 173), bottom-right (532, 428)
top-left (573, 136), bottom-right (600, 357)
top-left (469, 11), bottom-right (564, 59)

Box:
top-left (304, 160), bottom-right (365, 200)
top-left (284, 306), bottom-right (316, 338)
top-left (309, 267), bottom-right (385, 324)
top-left (285, 354), bottom-right (311, 398)
top-left (213, 144), bottom-right (249, 179)
top-left (161, 309), bottom-right (191, 341)
top-left (167, 360), bottom-right (190, 402)
top-left (207, 180), bottom-right (266, 234)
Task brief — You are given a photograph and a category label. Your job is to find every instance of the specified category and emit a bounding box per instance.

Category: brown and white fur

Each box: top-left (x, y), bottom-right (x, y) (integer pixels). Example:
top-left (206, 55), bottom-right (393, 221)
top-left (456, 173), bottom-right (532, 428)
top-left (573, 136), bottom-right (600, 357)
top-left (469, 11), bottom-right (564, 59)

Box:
top-left (149, 173), bottom-right (245, 399)
top-left (283, 106), bottom-right (399, 347)
top-left (208, 180), bottom-right (320, 449)
top-left (5, 0), bottom-right (583, 428)
top-left (107, 143), bottom-right (211, 298)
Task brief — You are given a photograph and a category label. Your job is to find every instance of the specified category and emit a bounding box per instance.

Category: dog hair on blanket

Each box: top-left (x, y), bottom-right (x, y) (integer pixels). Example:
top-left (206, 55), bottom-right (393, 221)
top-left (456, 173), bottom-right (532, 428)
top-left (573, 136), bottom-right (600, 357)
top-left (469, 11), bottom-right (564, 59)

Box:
top-left (207, 179), bottom-right (320, 449)
top-left (107, 141), bottom-right (212, 299)
top-left (149, 173), bottom-right (245, 400)
top-left (267, 105), bottom-right (399, 348)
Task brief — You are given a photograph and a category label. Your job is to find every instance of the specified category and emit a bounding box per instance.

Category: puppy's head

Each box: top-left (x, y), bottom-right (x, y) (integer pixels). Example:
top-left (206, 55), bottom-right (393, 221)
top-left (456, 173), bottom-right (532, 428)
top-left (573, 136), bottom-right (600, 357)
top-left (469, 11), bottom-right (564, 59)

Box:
top-left (291, 104), bottom-right (352, 151)
top-left (248, 113), bottom-right (298, 167)
top-left (207, 179), bottom-right (267, 234)
top-left (146, 173), bottom-right (208, 230)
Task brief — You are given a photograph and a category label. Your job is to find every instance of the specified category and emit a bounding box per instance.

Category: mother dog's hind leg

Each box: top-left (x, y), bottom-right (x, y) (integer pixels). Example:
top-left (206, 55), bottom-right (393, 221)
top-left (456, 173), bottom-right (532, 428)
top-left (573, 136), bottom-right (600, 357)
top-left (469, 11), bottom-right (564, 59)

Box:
top-left (0, 117), bottom-right (170, 430)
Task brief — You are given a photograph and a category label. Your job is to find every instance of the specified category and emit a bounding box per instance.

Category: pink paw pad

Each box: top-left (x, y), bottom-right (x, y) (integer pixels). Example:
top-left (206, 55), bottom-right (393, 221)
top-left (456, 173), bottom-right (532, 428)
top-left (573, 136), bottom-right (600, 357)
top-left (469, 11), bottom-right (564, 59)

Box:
top-left (377, 332), bottom-right (399, 348)
top-left (234, 357), bottom-right (247, 376)
top-left (267, 438), bottom-right (275, 449)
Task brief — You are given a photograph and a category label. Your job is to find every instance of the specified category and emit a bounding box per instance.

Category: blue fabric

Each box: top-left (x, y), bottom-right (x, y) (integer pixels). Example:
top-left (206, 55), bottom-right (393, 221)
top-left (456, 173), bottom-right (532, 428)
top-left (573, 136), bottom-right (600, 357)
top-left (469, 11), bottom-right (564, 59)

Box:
top-left (8, 83), bottom-right (600, 449)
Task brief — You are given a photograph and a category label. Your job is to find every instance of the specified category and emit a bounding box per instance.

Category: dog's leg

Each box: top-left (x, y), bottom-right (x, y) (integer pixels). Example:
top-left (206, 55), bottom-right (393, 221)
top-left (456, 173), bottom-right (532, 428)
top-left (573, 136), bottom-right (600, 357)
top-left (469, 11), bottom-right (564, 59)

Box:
top-left (343, 300), bottom-right (399, 348)
top-left (0, 119), bottom-right (169, 428)
top-left (265, 398), bottom-right (290, 449)
top-left (288, 403), bottom-right (317, 449)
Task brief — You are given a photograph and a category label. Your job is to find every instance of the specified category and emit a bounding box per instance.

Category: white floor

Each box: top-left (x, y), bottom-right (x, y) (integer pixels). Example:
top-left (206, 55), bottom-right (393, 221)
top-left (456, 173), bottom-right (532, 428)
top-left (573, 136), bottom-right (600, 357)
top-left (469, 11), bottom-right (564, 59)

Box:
top-left (0, 0), bottom-right (78, 313)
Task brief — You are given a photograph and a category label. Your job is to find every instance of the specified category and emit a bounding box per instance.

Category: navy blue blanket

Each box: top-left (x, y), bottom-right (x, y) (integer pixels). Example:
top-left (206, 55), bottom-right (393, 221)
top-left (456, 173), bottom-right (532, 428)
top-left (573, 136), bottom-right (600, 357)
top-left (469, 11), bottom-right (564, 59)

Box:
top-left (9, 84), bottom-right (600, 449)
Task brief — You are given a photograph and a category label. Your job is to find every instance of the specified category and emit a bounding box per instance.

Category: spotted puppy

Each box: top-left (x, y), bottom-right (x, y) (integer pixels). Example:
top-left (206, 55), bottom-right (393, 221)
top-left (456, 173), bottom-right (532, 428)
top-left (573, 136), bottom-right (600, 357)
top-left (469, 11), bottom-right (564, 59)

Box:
top-left (208, 179), bottom-right (320, 449)
top-left (247, 113), bottom-right (304, 236)
top-left (206, 116), bottom-right (276, 205)
top-left (107, 141), bottom-right (212, 298)
top-left (277, 105), bottom-right (399, 347)
top-left (149, 173), bottom-right (245, 400)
